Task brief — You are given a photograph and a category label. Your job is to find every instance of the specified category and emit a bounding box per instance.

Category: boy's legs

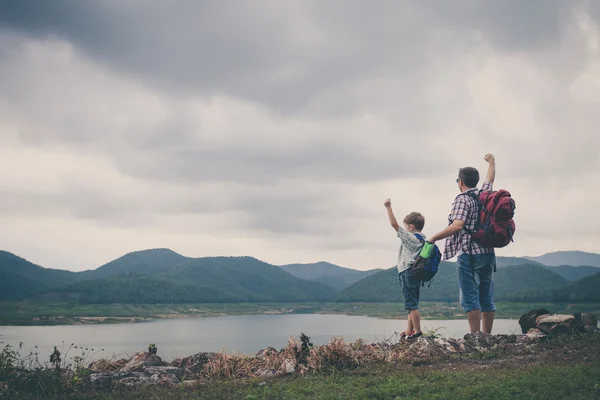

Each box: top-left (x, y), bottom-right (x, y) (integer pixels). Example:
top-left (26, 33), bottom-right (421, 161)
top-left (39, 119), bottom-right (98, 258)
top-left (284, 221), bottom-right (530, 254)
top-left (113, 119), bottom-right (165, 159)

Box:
top-left (406, 313), bottom-right (414, 334)
top-left (400, 270), bottom-right (421, 333)
top-left (410, 309), bottom-right (421, 332)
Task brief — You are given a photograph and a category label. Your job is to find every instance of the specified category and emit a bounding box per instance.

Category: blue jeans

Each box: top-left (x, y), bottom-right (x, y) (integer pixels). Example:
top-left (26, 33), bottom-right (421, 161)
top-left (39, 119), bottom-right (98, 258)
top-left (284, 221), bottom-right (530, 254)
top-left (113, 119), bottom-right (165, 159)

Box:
top-left (457, 253), bottom-right (497, 313)
top-left (399, 270), bottom-right (421, 311)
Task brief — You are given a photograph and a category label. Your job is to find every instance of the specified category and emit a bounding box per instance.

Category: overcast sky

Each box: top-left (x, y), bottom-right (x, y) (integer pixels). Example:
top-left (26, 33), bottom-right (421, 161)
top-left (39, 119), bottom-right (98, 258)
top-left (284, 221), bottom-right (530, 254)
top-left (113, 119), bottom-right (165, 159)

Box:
top-left (1, 0), bottom-right (599, 272)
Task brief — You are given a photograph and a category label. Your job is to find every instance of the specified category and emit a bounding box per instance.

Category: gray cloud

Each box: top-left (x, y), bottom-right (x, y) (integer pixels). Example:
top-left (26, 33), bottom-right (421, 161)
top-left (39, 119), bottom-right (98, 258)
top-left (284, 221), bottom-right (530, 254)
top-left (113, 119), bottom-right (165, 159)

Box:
top-left (0, 1), bottom-right (599, 270)
top-left (0, 0), bottom-right (578, 115)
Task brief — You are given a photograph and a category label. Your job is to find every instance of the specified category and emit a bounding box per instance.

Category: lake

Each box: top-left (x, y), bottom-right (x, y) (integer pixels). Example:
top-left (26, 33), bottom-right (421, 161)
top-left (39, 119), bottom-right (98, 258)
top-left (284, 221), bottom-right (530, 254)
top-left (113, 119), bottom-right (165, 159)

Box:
top-left (0, 314), bottom-right (521, 362)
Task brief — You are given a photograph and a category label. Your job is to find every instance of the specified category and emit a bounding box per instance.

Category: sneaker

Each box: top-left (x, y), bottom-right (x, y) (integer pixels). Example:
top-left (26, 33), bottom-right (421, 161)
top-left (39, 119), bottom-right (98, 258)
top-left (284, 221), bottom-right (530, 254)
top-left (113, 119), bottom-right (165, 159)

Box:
top-left (400, 331), bottom-right (413, 341)
top-left (407, 331), bottom-right (423, 341)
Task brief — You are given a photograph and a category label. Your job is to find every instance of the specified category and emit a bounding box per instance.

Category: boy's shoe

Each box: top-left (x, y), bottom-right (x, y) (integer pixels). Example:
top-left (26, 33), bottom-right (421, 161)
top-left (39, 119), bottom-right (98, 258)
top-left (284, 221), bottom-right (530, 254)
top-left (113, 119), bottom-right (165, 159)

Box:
top-left (400, 331), bottom-right (413, 341)
top-left (407, 331), bottom-right (423, 341)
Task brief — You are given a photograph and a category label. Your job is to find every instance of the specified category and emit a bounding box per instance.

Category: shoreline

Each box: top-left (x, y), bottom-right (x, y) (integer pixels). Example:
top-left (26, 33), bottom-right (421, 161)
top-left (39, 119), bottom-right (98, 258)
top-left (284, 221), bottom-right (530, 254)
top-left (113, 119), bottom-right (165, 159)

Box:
top-left (1, 301), bottom-right (598, 326)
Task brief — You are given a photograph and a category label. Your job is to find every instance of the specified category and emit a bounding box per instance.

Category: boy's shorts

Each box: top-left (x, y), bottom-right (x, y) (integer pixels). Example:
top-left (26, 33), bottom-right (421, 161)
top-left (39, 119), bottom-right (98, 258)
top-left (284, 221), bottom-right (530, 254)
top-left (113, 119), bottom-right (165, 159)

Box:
top-left (399, 269), bottom-right (421, 311)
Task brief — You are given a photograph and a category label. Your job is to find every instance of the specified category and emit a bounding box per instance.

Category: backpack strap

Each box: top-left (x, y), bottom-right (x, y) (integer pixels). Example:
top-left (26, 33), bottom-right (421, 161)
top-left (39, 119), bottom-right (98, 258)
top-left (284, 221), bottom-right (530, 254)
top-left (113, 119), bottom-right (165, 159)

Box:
top-left (461, 190), bottom-right (482, 235)
top-left (413, 233), bottom-right (426, 242)
top-left (412, 233), bottom-right (426, 287)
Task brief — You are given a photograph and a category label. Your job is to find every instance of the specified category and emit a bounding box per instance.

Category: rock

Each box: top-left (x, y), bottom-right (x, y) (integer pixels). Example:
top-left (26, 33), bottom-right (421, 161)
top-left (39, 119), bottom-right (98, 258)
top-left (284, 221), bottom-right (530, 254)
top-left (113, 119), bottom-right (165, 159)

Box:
top-left (149, 372), bottom-right (179, 386)
top-left (407, 337), bottom-right (461, 357)
top-left (493, 334), bottom-right (518, 345)
top-left (523, 328), bottom-right (547, 341)
top-left (536, 314), bottom-right (575, 325)
top-left (255, 369), bottom-right (276, 378)
top-left (519, 308), bottom-right (550, 334)
top-left (170, 352), bottom-right (216, 374)
top-left (536, 314), bottom-right (586, 335)
top-left (113, 373), bottom-right (152, 389)
top-left (574, 313), bottom-right (598, 330)
top-left (90, 371), bottom-right (134, 387)
top-left (90, 367), bottom-right (180, 389)
top-left (121, 352), bottom-right (165, 372)
top-left (256, 347), bottom-right (279, 357)
top-left (463, 332), bottom-right (493, 349)
top-left (282, 359), bottom-right (295, 374)
top-left (433, 338), bottom-right (465, 353)
top-left (89, 358), bottom-right (128, 372)
top-left (144, 366), bottom-right (183, 379)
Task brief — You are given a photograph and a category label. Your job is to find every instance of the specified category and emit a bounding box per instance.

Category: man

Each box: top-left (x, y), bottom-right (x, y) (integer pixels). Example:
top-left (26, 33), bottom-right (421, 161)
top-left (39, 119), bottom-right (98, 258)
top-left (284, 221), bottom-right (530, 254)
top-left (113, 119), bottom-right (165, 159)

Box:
top-left (428, 154), bottom-right (496, 334)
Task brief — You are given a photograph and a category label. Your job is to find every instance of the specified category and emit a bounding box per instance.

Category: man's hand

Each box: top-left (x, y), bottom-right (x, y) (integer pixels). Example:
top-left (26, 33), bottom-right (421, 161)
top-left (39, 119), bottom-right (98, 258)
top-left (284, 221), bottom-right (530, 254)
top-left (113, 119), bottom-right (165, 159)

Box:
top-left (384, 198), bottom-right (392, 208)
top-left (429, 220), bottom-right (465, 243)
top-left (484, 153), bottom-right (496, 183)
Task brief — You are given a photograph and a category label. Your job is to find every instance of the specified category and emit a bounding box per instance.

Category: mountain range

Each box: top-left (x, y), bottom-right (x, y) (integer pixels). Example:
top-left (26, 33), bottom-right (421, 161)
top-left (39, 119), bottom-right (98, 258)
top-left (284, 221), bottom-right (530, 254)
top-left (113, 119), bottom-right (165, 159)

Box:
top-left (1, 249), bottom-right (599, 304)
top-left (280, 262), bottom-right (380, 291)
top-left (525, 251), bottom-right (600, 267)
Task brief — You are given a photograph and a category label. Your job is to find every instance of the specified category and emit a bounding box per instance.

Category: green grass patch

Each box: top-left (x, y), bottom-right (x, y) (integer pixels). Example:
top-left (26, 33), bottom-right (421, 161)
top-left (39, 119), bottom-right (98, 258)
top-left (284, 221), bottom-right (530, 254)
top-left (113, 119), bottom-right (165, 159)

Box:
top-left (34, 361), bottom-right (600, 400)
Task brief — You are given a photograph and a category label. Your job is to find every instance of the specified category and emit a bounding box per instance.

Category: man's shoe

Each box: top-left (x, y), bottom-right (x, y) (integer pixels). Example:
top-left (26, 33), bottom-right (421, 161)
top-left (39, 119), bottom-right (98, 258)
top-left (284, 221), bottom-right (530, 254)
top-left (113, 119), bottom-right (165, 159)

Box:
top-left (407, 331), bottom-right (423, 341)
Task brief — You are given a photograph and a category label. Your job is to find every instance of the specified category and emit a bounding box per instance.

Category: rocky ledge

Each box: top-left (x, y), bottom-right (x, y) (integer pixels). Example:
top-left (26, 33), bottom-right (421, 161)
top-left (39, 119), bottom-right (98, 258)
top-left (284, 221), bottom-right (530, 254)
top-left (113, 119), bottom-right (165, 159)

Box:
top-left (85, 309), bottom-right (599, 390)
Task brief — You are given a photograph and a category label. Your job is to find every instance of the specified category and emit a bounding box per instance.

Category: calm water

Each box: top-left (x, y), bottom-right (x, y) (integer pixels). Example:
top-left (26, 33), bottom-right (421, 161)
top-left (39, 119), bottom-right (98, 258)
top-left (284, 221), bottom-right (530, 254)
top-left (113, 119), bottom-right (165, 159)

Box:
top-left (0, 315), bottom-right (521, 362)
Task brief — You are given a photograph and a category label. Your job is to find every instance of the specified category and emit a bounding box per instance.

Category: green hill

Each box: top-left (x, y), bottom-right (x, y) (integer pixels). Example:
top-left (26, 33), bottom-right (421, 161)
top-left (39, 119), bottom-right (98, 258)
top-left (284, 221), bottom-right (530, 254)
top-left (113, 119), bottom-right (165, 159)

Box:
top-left (280, 262), bottom-right (380, 291)
top-left (333, 263), bottom-right (459, 303)
top-left (492, 256), bottom-right (599, 281)
top-left (493, 265), bottom-right (569, 297)
top-left (0, 251), bottom-right (78, 301)
top-left (4, 247), bottom-right (596, 305)
top-left (29, 255), bottom-right (337, 303)
top-left (541, 265), bottom-right (600, 281)
top-left (81, 248), bottom-right (189, 279)
top-left (508, 272), bottom-right (600, 302)
top-left (334, 263), bottom-right (569, 303)
top-left (166, 256), bottom-right (337, 302)
top-left (555, 272), bottom-right (600, 301)
top-left (28, 275), bottom-right (243, 304)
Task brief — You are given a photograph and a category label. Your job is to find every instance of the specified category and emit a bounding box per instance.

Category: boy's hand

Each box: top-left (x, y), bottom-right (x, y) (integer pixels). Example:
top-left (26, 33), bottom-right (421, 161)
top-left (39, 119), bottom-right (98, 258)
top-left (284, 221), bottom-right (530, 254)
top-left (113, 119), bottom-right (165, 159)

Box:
top-left (384, 198), bottom-right (392, 208)
top-left (484, 153), bottom-right (495, 164)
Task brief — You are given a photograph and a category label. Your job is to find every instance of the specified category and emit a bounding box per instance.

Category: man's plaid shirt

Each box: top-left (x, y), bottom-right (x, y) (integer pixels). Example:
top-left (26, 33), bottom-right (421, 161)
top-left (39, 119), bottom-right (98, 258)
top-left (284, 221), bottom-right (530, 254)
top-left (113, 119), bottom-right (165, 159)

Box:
top-left (443, 181), bottom-right (495, 260)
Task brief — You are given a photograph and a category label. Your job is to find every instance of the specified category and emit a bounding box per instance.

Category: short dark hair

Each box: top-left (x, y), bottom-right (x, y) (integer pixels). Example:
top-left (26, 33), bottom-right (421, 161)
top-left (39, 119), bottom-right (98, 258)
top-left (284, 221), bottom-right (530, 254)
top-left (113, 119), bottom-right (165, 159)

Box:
top-left (403, 212), bottom-right (425, 231)
top-left (458, 167), bottom-right (479, 188)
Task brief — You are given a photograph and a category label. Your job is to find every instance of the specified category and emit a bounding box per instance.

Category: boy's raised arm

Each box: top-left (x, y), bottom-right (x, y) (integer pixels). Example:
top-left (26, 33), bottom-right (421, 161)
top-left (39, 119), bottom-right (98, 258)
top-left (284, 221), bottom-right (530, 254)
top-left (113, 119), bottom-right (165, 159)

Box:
top-left (384, 198), bottom-right (400, 232)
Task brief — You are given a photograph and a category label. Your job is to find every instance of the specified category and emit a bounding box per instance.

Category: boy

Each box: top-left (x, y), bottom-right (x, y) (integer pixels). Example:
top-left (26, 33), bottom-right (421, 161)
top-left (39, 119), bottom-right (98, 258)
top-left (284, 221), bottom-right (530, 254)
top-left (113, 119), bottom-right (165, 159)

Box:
top-left (384, 198), bottom-right (426, 340)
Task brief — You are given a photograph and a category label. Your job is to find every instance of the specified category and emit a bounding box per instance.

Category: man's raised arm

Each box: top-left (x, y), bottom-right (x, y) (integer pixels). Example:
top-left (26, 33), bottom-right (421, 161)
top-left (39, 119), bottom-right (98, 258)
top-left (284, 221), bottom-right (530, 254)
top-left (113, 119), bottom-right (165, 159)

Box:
top-left (484, 153), bottom-right (496, 184)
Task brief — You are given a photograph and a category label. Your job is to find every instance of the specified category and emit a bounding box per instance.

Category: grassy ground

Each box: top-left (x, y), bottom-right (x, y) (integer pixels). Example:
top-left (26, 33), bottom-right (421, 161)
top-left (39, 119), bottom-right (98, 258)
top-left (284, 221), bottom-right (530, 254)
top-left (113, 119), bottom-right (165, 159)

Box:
top-left (4, 332), bottom-right (600, 399)
top-left (11, 343), bottom-right (600, 400)
top-left (85, 362), bottom-right (599, 400)
top-left (1, 301), bottom-right (599, 326)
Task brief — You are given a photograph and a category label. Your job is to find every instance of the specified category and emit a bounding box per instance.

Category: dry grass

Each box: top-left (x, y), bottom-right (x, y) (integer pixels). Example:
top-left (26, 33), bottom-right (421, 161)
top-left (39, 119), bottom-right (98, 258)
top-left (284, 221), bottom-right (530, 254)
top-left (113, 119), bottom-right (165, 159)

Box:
top-left (88, 358), bottom-right (128, 372)
top-left (196, 330), bottom-right (550, 381)
top-left (199, 334), bottom-right (422, 380)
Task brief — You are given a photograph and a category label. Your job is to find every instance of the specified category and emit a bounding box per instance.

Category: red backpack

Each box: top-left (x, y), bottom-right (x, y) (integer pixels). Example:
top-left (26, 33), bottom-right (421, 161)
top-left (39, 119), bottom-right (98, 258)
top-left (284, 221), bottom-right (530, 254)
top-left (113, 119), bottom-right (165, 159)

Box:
top-left (465, 189), bottom-right (516, 248)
